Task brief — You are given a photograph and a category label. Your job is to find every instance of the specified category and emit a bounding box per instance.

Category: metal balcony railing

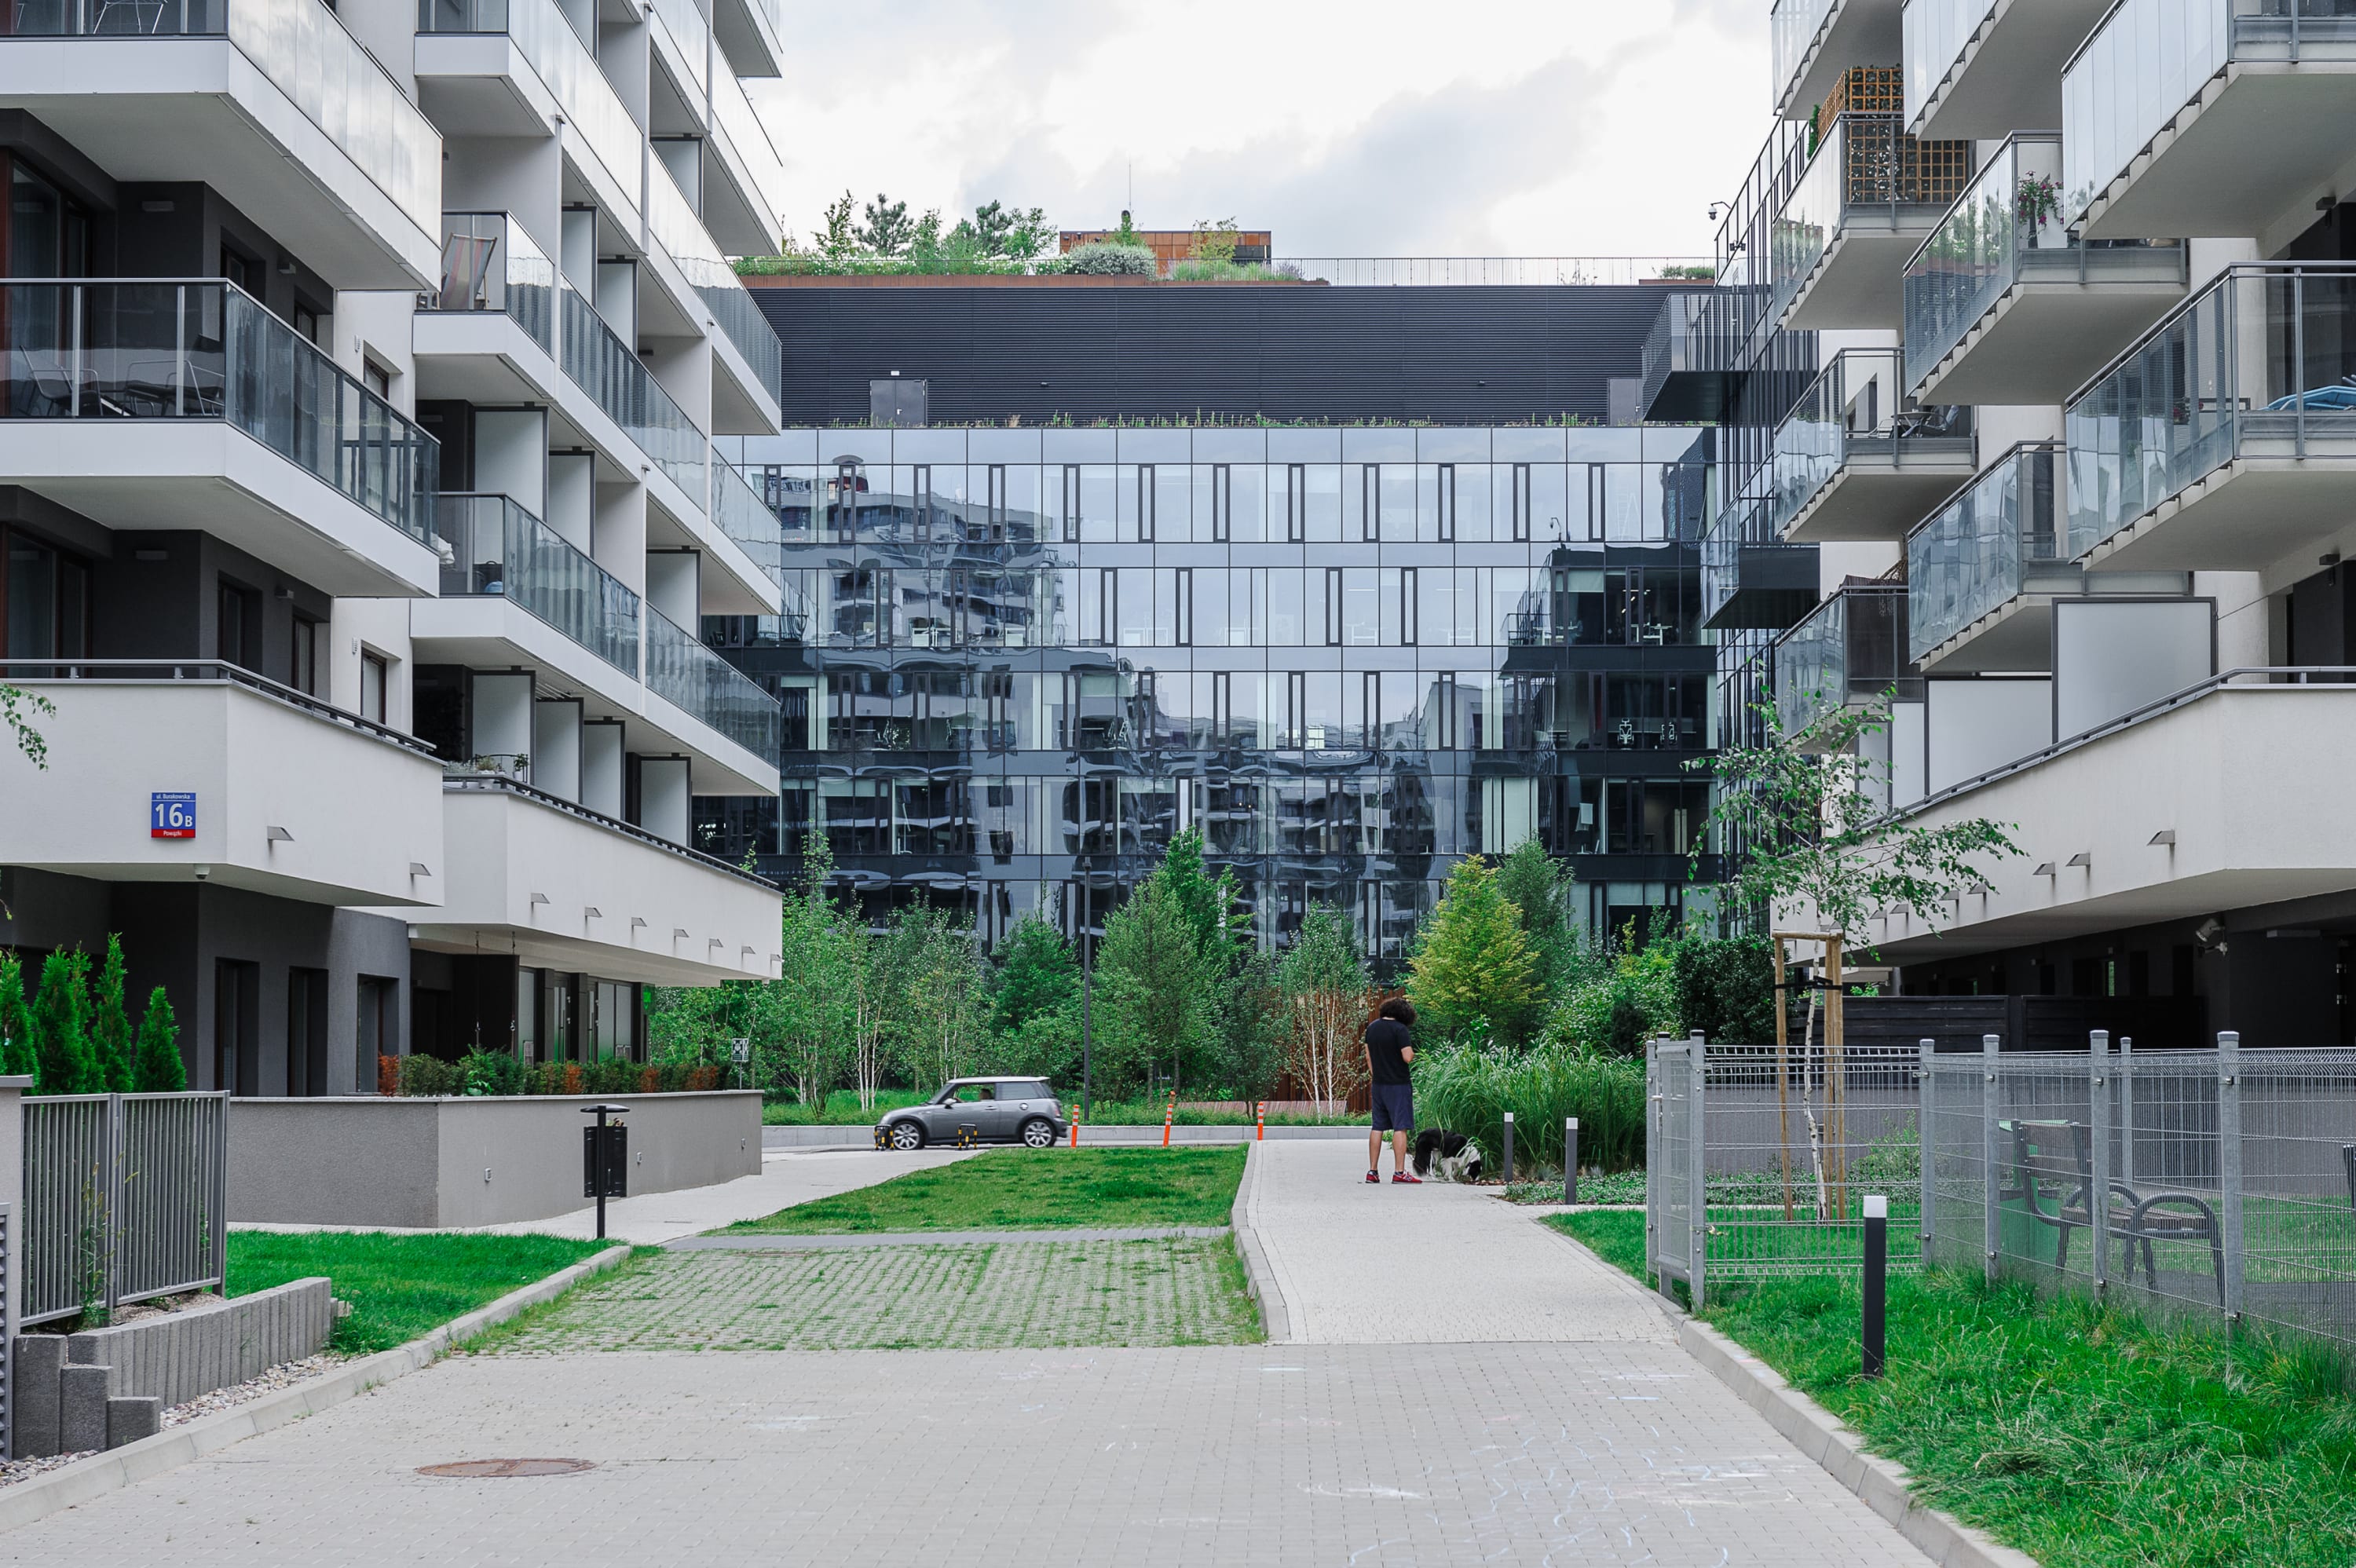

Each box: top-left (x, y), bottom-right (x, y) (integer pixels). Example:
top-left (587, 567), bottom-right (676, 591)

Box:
top-left (0, 277), bottom-right (439, 546)
top-left (1905, 442), bottom-right (2066, 661)
top-left (7, 0), bottom-right (438, 236)
top-left (646, 603), bottom-right (781, 758)
top-left (436, 492), bottom-right (640, 675)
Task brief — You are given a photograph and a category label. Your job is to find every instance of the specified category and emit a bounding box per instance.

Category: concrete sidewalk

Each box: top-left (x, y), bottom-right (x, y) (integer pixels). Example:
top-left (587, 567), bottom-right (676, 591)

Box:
top-left (764, 1122), bottom-right (1363, 1149)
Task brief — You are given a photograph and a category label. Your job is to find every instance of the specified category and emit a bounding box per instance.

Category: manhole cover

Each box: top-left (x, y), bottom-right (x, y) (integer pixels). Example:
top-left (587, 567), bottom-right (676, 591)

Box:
top-left (417, 1458), bottom-right (597, 1478)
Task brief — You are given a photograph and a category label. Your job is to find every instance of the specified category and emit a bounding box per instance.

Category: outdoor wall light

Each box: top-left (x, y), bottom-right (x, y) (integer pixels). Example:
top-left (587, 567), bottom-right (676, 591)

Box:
top-left (409, 862), bottom-right (433, 877)
top-left (672, 927), bottom-right (690, 939)
top-left (630, 916), bottom-right (648, 930)
top-left (2149, 830), bottom-right (2177, 846)
top-left (2033, 863), bottom-right (2057, 877)
top-left (2066, 853), bottom-right (2092, 868)
top-left (584, 906), bottom-right (602, 919)
top-left (265, 826), bottom-right (294, 844)
top-left (530, 892), bottom-right (551, 906)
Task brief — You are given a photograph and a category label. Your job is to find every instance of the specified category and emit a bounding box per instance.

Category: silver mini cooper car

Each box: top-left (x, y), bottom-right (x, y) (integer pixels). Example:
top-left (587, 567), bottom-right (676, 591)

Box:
top-left (876, 1076), bottom-right (1066, 1150)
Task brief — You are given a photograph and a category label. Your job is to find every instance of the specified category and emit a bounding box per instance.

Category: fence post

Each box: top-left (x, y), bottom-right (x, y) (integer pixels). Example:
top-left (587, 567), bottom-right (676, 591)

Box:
top-left (1917, 1039), bottom-right (1935, 1266)
top-left (2219, 1031), bottom-right (2244, 1320)
top-left (1688, 1033), bottom-right (1708, 1311)
top-left (1645, 1041), bottom-right (1661, 1295)
top-left (2118, 1036), bottom-right (2135, 1190)
top-left (1981, 1033), bottom-right (2001, 1286)
top-left (2088, 1033), bottom-right (2109, 1293)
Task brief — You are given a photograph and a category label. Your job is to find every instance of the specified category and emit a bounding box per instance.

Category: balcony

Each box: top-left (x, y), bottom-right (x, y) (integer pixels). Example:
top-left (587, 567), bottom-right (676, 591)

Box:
top-left (1770, 347), bottom-right (1978, 542)
top-left (1904, 0), bottom-right (2117, 137)
top-left (1871, 673), bottom-right (2356, 959)
top-left (415, 0), bottom-right (642, 227)
top-left (646, 605), bottom-right (781, 777)
top-left (0, 660), bottom-right (442, 905)
top-left (1904, 134), bottom-right (2189, 405)
top-left (1774, 584), bottom-right (1922, 747)
top-left (708, 454), bottom-right (781, 588)
top-left (558, 280), bottom-right (707, 506)
top-left (1905, 443), bottom-right (2083, 670)
top-left (417, 775), bottom-right (781, 985)
top-left (1639, 287), bottom-right (1752, 422)
top-left (703, 59), bottom-right (789, 255)
top-left (0, 278), bottom-right (441, 596)
top-left (0, 0), bottom-right (439, 287)
top-left (2065, 0), bottom-right (2356, 240)
top-left (1703, 494), bottom-right (1821, 630)
top-left (2068, 264), bottom-right (2356, 572)
top-left (1774, 0), bottom-right (1904, 120)
top-left (712, 0), bottom-right (782, 79)
top-left (1772, 113), bottom-right (1974, 331)
top-left (645, 157), bottom-right (784, 434)
top-left (434, 493), bottom-right (639, 675)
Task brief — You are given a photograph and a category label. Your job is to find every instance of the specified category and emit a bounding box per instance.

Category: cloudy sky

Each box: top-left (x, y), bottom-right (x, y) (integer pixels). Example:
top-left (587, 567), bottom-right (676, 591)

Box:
top-left (749, 0), bottom-right (1769, 262)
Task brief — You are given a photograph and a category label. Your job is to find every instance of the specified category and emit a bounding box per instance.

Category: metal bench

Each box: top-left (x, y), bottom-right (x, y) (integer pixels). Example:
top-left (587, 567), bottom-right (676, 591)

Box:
top-left (2005, 1119), bottom-right (2226, 1304)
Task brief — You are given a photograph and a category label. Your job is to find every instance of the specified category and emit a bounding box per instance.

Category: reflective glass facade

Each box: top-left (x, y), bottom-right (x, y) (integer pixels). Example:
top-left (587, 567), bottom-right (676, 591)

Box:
top-left (698, 426), bottom-right (1721, 958)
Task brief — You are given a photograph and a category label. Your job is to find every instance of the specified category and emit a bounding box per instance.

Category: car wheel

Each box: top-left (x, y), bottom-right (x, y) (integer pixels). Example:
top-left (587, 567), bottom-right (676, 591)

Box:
top-left (1019, 1117), bottom-right (1056, 1149)
top-left (887, 1120), bottom-right (926, 1151)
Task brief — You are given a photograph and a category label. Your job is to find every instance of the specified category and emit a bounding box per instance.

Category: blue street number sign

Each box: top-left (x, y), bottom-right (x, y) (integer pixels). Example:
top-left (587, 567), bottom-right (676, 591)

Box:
top-left (151, 792), bottom-right (197, 839)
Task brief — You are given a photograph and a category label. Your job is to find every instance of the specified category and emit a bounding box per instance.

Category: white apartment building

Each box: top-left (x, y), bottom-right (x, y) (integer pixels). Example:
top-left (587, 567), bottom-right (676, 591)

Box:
top-left (1740, 0), bottom-right (2356, 1043)
top-left (0, 0), bottom-right (788, 1087)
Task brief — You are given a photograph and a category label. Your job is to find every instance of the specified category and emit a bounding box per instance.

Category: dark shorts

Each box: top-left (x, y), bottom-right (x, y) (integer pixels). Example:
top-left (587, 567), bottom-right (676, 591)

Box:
top-left (1370, 1082), bottom-right (1414, 1133)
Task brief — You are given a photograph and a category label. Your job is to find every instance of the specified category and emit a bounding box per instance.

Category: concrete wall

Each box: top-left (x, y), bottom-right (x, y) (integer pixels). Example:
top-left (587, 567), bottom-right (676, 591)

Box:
top-left (227, 1091), bottom-right (761, 1227)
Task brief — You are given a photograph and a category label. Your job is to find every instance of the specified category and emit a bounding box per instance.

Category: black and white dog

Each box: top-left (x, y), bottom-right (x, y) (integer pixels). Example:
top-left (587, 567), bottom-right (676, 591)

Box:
top-left (1412, 1129), bottom-right (1483, 1183)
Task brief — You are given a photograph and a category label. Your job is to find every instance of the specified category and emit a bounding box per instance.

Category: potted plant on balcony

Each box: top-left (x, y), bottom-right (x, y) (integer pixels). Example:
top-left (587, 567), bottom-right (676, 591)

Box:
top-left (2016, 174), bottom-right (2061, 247)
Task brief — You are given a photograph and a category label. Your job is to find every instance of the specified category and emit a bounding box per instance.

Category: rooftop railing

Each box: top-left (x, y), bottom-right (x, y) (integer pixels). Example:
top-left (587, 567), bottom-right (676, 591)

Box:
top-left (646, 603), bottom-right (781, 758)
top-left (558, 279), bottom-right (706, 502)
top-left (1905, 441), bottom-right (2065, 662)
top-left (1274, 257), bottom-right (1713, 287)
top-left (0, 277), bottom-right (438, 546)
top-left (1903, 133), bottom-right (2188, 393)
top-left (646, 158), bottom-right (783, 395)
top-left (2065, 262), bottom-right (2356, 559)
top-left (2065, 0), bottom-right (2356, 224)
top-left (417, 0), bottom-right (641, 220)
top-left (436, 492), bottom-right (640, 675)
top-left (428, 211), bottom-right (555, 353)
top-left (8, 0), bottom-right (439, 236)
top-left (1769, 346), bottom-right (1974, 537)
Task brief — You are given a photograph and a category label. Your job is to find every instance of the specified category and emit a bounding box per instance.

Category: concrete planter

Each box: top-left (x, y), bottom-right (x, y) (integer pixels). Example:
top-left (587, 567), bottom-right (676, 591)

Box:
top-left (227, 1091), bottom-right (762, 1228)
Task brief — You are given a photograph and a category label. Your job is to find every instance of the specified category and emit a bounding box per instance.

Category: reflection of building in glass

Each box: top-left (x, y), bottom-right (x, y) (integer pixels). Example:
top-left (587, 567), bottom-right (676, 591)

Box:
top-left (702, 427), bottom-right (1722, 960)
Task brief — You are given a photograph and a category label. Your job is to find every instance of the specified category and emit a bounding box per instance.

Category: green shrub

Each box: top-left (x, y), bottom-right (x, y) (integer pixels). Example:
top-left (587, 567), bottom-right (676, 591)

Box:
top-left (397, 1054), bottom-right (461, 1097)
top-left (1413, 1043), bottom-right (1647, 1175)
top-left (1546, 941), bottom-right (1678, 1056)
top-left (1671, 936), bottom-right (1777, 1044)
top-left (459, 1049), bottom-right (523, 1097)
top-left (132, 987), bottom-right (185, 1091)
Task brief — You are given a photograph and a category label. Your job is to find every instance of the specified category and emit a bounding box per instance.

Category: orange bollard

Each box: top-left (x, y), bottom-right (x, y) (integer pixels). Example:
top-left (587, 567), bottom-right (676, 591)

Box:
top-left (1069, 1112), bottom-right (1080, 1150)
top-left (1162, 1090), bottom-right (1176, 1148)
top-left (1255, 1101), bottom-right (1266, 1141)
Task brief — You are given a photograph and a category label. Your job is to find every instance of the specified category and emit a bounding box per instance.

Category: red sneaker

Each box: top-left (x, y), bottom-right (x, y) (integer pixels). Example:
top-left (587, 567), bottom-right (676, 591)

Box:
top-left (1392, 1171), bottom-right (1423, 1184)
top-left (1364, 1170), bottom-right (1380, 1184)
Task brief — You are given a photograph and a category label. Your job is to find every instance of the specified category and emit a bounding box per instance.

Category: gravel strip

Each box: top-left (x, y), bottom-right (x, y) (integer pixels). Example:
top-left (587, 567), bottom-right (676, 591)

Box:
top-left (0, 1354), bottom-right (347, 1488)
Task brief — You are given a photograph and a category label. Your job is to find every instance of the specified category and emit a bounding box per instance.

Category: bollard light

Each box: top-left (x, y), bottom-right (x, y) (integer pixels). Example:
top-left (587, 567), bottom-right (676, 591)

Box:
top-left (1862, 1193), bottom-right (1888, 1380)
top-left (1502, 1111), bottom-right (1514, 1184)
top-left (581, 1103), bottom-right (631, 1241)
top-left (1565, 1117), bottom-right (1579, 1205)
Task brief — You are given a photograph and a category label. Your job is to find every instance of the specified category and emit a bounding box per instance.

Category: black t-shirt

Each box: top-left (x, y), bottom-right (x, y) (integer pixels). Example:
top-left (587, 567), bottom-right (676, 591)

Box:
top-left (1365, 1018), bottom-right (1413, 1085)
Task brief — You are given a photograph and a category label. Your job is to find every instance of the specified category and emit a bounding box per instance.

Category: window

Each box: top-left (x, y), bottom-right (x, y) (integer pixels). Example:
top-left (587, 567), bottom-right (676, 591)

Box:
top-left (6, 157), bottom-right (88, 279)
top-left (911, 463), bottom-right (933, 543)
top-left (1511, 463), bottom-right (1533, 542)
top-left (220, 245), bottom-right (256, 294)
top-left (2, 526), bottom-right (90, 658)
top-left (1135, 463), bottom-right (1156, 543)
top-left (292, 305), bottom-right (324, 347)
top-left (357, 975), bottom-right (393, 1083)
top-left (1284, 463), bottom-right (1306, 542)
top-left (360, 651), bottom-right (388, 723)
top-left (953, 1082), bottom-right (996, 1102)
top-left (1435, 464), bottom-right (1456, 543)
top-left (291, 616), bottom-right (322, 696)
top-left (217, 581), bottom-right (258, 668)
top-left (362, 358), bottom-right (392, 400)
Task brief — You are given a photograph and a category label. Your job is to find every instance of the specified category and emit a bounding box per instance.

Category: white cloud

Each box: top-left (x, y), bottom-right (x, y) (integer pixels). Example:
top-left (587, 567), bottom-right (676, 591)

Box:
top-left (752, 0), bottom-right (1771, 259)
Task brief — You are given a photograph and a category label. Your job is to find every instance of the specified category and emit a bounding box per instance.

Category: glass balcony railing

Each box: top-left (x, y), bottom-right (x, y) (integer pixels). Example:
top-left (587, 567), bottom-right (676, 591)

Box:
top-left (2066, 263), bottom-right (2356, 559)
top-left (1703, 492), bottom-right (1821, 630)
top-left (648, 0), bottom-right (708, 96)
top-left (708, 55), bottom-right (791, 235)
top-left (8, 0), bottom-right (439, 236)
top-left (1772, 0), bottom-right (1840, 113)
top-left (1775, 585), bottom-right (1918, 742)
top-left (1769, 347), bottom-right (1975, 537)
top-left (709, 452), bottom-right (781, 587)
top-left (1903, 0), bottom-right (1991, 126)
top-left (437, 492), bottom-right (639, 674)
top-left (0, 278), bottom-right (438, 545)
top-left (417, 0), bottom-right (641, 221)
top-left (646, 159), bottom-right (783, 397)
top-left (1640, 287), bottom-right (1762, 422)
top-left (1770, 114), bottom-right (1974, 326)
top-left (428, 211), bottom-right (555, 353)
top-left (558, 280), bottom-right (706, 503)
top-left (2065, 0), bottom-right (2356, 224)
top-left (1904, 134), bottom-right (2190, 392)
top-left (1905, 442), bottom-right (2065, 661)
top-left (646, 603), bottom-right (781, 758)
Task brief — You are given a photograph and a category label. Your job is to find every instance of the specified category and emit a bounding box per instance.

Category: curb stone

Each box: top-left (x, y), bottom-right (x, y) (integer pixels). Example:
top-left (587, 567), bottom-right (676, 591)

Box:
top-left (0, 1244), bottom-right (632, 1535)
top-left (1675, 1318), bottom-right (2042, 1568)
top-left (1229, 1142), bottom-right (1290, 1344)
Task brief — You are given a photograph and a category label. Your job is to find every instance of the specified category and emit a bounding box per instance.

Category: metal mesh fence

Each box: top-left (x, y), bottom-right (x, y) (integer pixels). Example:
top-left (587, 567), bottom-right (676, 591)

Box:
top-left (24, 1092), bottom-right (229, 1325)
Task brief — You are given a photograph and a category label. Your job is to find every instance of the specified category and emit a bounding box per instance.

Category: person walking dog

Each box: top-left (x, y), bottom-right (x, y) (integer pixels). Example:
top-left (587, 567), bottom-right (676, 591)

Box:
top-left (1364, 996), bottom-right (1421, 1184)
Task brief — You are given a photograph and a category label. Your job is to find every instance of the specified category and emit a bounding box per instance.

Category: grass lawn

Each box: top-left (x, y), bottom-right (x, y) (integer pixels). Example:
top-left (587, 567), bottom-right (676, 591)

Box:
top-left (226, 1230), bottom-right (612, 1355)
top-left (727, 1146), bottom-right (1248, 1234)
top-left (761, 1090), bottom-right (1354, 1127)
top-left (1551, 1210), bottom-right (2356, 1568)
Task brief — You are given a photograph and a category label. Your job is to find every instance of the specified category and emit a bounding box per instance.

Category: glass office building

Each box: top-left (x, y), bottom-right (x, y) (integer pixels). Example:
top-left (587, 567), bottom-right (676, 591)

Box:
top-left (699, 424), bottom-right (1720, 961)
